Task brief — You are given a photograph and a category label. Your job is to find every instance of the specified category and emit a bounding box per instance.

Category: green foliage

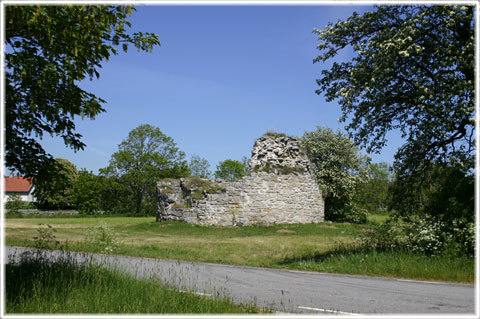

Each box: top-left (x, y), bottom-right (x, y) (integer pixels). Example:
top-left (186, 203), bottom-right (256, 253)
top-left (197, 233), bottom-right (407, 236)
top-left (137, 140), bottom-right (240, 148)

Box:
top-left (185, 177), bottom-right (225, 200)
top-left (354, 162), bottom-right (393, 214)
top-left (5, 5), bottom-right (160, 178)
top-left (6, 257), bottom-right (262, 314)
top-left (389, 162), bottom-right (474, 224)
top-left (300, 127), bottom-right (369, 222)
top-left (33, 224), bottom-right (61, 250)
top-left (86, 223), bottom-right (120, 254)
top-left (448, 218), bottom-right (476, 257)
top-left (33, 158), bottom-right (78, 209)
top-left (101, 124), bottom-right (189, 215)
top-left (97, 175), bottom-right (131, 214)
top-left (6, 194), bottom-right (35, 212)
top-left (172, 202), bottom-right (192, 209)
top-left (6, 217), bottom-right (473, 282)
top-left (314, 5), bottom-right (474, 176)
top-left (184, 176), bottom-right (209, 189)
top-left (361, 217), bottom-right (475, 257)
top-left (214, 159), bottom-right (248, 181)
top-left (252, 164), bottom-right (304, 175)
top-left (264, 130), bottom-right (286, 138)
top-left (282, 245), bottom-right (473, 283)
top-left (189, 155), bottom-right (211, 178)
top-left (72, 170), bottom-right (105, 215)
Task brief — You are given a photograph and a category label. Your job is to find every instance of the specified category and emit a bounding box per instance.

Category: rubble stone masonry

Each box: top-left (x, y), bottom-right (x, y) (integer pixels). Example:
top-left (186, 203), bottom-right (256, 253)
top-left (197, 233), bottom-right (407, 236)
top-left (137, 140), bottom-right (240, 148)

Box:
top-left (156, 133), bottom-right (324, 226)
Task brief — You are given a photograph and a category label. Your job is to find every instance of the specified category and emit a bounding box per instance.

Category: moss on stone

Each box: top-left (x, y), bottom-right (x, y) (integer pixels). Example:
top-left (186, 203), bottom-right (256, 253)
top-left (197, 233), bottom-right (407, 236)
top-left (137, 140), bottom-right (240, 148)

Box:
top-left (252, 164), bottom-right (304, 175)
top-left (191, 189), bottom-right (204, 200)
top-left (158, 185), bottom-right (177, 194)
top-left (185, 177), bottom-right (226, 200)
top-left (264, 131), bottom-right (286, 138)
top-left (185, 177), bottom-right (208, 189)
top-left (172, 202), bottom-right (191, 209)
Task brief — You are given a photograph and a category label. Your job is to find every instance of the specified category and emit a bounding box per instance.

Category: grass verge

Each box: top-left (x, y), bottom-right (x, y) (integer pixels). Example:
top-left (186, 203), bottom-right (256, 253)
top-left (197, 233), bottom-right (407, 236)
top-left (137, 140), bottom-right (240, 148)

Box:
top-left (6, 254), bottom-right (262, 314)
top-left (279, 247), bottom-right (474, 283)
top-left (5, 216), bottom-right (474, 283)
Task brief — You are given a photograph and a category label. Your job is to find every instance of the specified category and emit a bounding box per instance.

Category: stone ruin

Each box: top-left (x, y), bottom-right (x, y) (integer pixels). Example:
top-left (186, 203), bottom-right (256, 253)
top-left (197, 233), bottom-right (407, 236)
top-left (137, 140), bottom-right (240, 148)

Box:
top-left (156, 133), bottom-right (325, 226)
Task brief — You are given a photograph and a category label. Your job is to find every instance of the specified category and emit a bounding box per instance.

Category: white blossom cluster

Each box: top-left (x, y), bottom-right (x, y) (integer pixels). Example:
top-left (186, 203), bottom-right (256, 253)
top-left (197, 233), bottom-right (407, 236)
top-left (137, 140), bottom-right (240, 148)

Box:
top-left (86, 222), bottom-right (120, 254)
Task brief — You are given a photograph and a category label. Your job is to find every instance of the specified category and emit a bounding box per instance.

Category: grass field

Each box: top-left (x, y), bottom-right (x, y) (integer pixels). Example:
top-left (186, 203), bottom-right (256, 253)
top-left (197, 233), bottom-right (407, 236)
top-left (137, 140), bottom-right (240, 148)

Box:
top-left (6, 255), bottom-right (262, 314)
top-left (5, 216), bottom-right (474, 283)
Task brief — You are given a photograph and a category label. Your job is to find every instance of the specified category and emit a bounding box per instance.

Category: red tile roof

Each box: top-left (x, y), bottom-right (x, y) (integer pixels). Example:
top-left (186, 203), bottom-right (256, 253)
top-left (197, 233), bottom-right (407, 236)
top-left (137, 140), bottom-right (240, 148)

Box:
top-left (5, 176), bottom-right (34, 192)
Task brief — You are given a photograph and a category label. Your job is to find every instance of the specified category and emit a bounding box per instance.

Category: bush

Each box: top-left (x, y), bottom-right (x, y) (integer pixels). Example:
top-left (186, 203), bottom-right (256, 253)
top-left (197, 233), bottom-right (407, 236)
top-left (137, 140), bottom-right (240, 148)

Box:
top-left (86, 223), bottom-right (120, 254)
top-left (360, 216), bottom-right (475, 257)
top-left (402, 218), bottom-right (447, 256)
top-left (326, 203), bottom-right (367, 224)
top-left (6, 194), bottom-right (35, 212)
top-left (447, 218), bottom-right (475, 257)
top-left (33, 224), bottom-right (62, 250)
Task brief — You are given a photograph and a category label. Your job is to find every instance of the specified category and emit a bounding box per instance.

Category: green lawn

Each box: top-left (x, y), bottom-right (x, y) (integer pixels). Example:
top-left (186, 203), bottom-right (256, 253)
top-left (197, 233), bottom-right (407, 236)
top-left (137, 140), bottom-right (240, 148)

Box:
top-left (5, 215), bottom-right (474, 283)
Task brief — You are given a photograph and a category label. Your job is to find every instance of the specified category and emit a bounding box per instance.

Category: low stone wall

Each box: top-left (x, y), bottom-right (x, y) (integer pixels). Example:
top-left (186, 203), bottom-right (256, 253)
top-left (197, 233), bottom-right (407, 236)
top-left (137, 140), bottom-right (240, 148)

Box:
top-left (5, 209), bottom-right (80, 216)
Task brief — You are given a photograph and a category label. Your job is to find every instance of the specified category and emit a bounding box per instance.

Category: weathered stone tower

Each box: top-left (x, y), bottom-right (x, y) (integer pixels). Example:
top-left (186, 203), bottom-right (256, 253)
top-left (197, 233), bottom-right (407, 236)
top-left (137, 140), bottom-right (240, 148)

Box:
top-left (156, 133), bottom-right (324, 226)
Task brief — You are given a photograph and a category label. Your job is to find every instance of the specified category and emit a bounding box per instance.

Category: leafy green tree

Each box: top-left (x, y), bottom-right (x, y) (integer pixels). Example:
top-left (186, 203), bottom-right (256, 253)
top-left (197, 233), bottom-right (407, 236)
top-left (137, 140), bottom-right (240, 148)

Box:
top-left (354, 162), bottom-right (393, 214)
top-left (5, 5), bottom-right (160, 178)
top-left (241, 156), bottom-right (250, 173)
top-left (97, 175), bottom-right (131, 214)
top-left (33, 158), bottom-right (78, 209)
top-left (101, 124), bottom-right (189, 215)
top-left (189, 155), bottom-right (211, 178)
top-left (313, 5), bottom-right (474, 176)
top-left (72, 170), bottom-right (105, 215)
top-left (214, 159), bottom-right (247, 182)
top-left (300, 127), bottom-right (369, 222)
top-left (389, 161), bottom-right (474, 224)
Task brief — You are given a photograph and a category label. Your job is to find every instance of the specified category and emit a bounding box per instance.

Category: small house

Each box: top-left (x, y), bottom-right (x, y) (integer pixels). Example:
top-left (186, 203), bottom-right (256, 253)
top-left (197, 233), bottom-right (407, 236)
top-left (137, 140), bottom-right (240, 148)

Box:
top-left (4, 175), bottom-right (36, 202)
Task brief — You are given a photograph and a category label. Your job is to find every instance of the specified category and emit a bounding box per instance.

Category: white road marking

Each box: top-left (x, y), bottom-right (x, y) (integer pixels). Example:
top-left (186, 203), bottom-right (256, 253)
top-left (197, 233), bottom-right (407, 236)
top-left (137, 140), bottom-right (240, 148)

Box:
top-left (298, 306), bottom-right (359, 315)
top-left (396, 279), bottom-right (442, 284)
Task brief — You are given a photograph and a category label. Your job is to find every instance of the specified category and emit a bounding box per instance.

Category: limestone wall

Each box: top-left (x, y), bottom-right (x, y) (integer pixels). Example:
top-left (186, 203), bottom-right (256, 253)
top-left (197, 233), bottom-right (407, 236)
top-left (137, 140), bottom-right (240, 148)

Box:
top-left (156, 134), bottom-right (324, 226)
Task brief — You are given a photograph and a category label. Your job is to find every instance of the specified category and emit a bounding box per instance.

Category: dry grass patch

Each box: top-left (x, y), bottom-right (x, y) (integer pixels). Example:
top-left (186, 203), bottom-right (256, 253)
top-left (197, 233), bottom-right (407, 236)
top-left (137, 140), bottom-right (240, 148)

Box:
top-left (276, 229), bottom-right (296, 234)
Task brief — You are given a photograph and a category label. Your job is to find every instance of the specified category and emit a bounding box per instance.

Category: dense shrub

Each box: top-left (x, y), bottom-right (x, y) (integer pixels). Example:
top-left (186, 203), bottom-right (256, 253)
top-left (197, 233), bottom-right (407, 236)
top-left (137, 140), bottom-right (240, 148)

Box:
top-left (326, 203), bottom-right (367, 224)
top-left (5, 194), bottom-right (35, 212)
top-left (360, 217), bottom-right (475, 257)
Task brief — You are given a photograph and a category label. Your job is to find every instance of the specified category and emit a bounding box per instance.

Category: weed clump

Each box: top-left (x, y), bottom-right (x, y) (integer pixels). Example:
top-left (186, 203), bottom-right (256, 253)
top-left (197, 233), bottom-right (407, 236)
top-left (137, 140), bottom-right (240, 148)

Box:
top-left (264, 130), bottom-right (286, 139)
top-left (184, 177), bottom-right (225, 200)
top-left (252, 164), bottom-right (305, 175)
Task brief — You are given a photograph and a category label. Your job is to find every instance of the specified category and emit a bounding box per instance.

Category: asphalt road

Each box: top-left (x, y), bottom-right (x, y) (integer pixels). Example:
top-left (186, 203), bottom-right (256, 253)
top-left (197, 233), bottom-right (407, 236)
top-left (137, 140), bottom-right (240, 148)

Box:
top-left (5, 246), bottom-right (476, 315)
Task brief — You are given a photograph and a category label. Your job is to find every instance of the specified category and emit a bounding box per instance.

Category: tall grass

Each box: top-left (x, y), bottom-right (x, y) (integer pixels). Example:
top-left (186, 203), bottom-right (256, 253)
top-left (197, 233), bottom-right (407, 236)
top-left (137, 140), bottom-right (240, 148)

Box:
top-left (6, 255), bottom-right (262, 314)
top-left (5, 217), bottom-right (475, 283)
top-left (280, 246), bottom-right (474, 283)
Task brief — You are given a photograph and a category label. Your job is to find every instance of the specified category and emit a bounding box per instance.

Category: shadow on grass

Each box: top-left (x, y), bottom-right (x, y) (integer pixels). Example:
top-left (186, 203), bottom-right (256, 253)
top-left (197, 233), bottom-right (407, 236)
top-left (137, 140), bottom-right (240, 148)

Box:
top-left (278, 242), bottom-right (386, 265)
top-left (276, 242), bottom-right (475, 283)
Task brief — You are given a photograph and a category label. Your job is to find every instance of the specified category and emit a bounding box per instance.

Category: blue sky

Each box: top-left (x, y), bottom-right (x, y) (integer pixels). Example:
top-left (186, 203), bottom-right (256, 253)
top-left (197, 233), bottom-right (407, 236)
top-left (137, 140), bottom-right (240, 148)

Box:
top-left (38, 5), bottom-right (404, 174)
